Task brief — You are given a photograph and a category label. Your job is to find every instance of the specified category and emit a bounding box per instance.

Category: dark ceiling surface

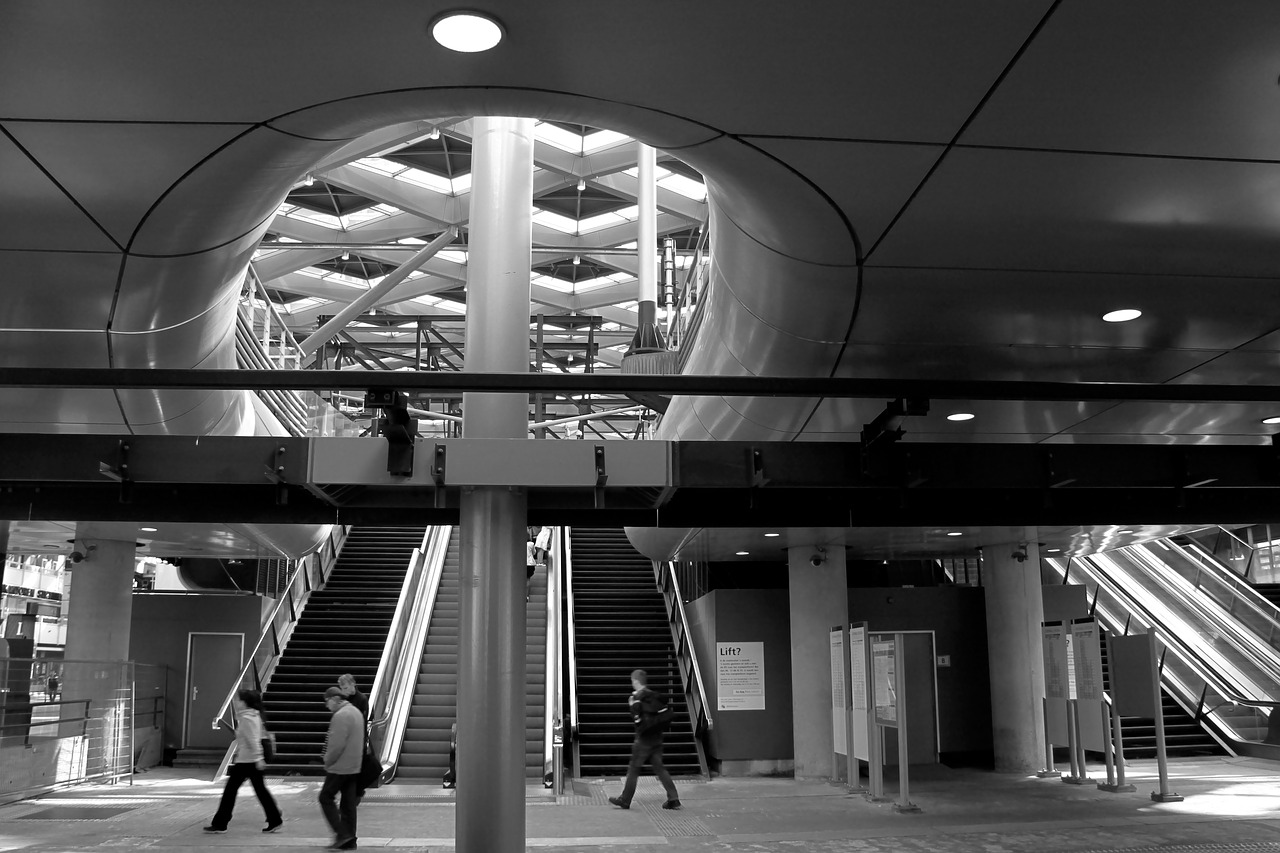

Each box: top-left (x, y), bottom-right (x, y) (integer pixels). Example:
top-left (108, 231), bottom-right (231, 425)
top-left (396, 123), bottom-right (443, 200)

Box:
top-left (2, 1), bottom-right (1279, 561)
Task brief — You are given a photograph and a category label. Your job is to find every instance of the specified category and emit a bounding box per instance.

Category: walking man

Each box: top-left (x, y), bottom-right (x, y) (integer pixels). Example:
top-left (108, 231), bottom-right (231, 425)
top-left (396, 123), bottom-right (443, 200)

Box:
top-left (609, 669), bottom-right (681, 810)
top-left (318, 686), bottom-right (362, 850)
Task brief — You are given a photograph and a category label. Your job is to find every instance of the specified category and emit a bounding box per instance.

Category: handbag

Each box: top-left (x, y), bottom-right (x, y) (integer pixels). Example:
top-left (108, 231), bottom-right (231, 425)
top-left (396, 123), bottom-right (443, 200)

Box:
top-left (260, 730), bottom-right (277, 762)
top-left (358, 744), bottom-right (381, 789)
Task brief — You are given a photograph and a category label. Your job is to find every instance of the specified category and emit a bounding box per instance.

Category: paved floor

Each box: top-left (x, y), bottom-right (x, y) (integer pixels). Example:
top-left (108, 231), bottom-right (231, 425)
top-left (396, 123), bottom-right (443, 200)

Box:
top-left (3, 757), bottom-right (1280, 852)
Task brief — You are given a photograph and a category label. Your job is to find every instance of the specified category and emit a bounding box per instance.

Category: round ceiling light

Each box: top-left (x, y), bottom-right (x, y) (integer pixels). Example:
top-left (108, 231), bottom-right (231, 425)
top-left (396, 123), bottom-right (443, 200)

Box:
top-left (946, 412), bottom-right (975, 422)
top-left (1102, 308), bottom-right (1142, 323)
top-left (431, 12), bottom-right (504, 52)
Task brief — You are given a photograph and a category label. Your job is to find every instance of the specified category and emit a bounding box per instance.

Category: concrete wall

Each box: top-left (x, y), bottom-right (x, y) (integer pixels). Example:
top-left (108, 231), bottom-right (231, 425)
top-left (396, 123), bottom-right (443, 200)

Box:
top-left (686, 589), bottom-right (793, 773)
top-left (129, 594), bottom-right (263, 752)
top-left (848, 586), bottom-right (992, 756)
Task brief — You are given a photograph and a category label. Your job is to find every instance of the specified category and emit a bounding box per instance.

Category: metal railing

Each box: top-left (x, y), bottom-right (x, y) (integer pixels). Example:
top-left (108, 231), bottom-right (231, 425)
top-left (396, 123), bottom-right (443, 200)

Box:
top-left (211, 526), bottom-right (346, 778)
top-left (368, 526), bottom-right (449, 782)
top-left (564, 527), bottom-right (580, 747)
top-left (656, 560), bottom-right (713, 740)
top-left (543, 526), bottom-right (564, 788)
top-left (666, 224), bottom-right (710, 353)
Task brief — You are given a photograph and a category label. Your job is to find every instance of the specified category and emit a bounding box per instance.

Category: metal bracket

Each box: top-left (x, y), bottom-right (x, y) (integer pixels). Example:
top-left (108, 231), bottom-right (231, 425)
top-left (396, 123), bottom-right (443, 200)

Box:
top-left (98, 440), bottom-right (133, 503)
top-left (431, 443), bottom-right (447, 509)
top-left (263, 445), bottom-right (289, 505)
top-left (594, 444), bottom-right (608, 508)
top-left (750, 448), bottom-right (770, 487)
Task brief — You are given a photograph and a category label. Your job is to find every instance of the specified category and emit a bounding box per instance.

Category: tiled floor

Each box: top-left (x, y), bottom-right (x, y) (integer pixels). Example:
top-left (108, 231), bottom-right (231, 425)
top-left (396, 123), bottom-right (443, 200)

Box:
top-left (3, 757), bottom-right (1280, 852)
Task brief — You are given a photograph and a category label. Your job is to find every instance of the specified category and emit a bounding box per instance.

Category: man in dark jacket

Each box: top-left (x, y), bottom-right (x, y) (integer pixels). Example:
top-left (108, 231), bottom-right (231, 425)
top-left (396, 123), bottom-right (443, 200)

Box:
top-left (609, 669), bottom-right (681, 810)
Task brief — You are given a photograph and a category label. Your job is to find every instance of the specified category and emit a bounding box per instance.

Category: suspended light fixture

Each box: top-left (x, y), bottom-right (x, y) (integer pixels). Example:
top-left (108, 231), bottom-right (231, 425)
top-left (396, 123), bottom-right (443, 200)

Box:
top-left (341, 250), bottom-right (350, 261)
top-left (576, 178), bottom-right (587, 192)
top-left (427, 126), bottom-right (441, 140)
top-left (303, 174), bottom-right (315, 187)
top-left (572, 255), bottom-right (581, 265)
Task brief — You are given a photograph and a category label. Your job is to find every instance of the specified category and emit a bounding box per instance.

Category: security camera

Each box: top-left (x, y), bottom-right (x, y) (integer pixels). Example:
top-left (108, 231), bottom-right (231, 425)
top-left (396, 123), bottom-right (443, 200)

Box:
top-left (69, 550), bottom-right (85, 563)
top-left (809, 548), bottom-right (827, 568)
top-left (1011, 543), bottom-right (1029, 563)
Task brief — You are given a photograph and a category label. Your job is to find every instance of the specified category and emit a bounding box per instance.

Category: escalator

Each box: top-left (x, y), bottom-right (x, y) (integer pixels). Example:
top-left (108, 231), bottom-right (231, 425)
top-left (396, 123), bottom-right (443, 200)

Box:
top-left (262, 526), bottom-right (425, 774)
top-left (569, 527), bottom-right (702, 777)
top-left (1047, 535), bottom-right (1280, 759)
top-left (394, 530), bottom-right (549, 782)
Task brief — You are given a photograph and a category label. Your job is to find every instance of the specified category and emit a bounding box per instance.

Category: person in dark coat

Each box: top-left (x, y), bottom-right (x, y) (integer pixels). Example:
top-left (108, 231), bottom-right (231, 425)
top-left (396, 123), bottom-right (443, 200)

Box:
top-left (609, 669), bottom-right (680, 810)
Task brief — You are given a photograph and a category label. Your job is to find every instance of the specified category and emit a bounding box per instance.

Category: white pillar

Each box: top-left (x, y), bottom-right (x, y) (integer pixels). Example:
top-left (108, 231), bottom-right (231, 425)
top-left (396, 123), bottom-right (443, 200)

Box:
top-left (788, 545), bottom-right (847, 779)
top-left (456, 115), bottom-right (533, 853)
top-left (983, 539), bottom-right (1047, 773)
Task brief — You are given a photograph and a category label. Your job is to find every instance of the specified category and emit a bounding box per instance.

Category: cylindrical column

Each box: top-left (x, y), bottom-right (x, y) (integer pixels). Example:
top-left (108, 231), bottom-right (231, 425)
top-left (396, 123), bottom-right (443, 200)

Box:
top-left (61, 527), bottom-right (138, 736)
top-left (787, 545), bottom-right (848, 779)
top-left (628, 142), bottom-right (664, 354)
top-left (456, 116), bottom-right (534, 853)
top-left (983, 540), bottom-right (1048, 773)
top-left (463, 116), bottom-right (534, 439)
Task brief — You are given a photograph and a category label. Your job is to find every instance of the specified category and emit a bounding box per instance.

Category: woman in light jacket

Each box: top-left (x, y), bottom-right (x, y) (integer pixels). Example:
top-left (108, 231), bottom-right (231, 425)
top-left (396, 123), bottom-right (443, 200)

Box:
top-left (204, 688), bottom-right (284, 833)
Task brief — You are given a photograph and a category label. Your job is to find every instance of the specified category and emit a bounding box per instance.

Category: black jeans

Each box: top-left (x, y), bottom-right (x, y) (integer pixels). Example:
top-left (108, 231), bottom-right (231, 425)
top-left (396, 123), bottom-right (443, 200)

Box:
top-left (212, 762), bottom-right (281, 828)
top-left (617, 738), bottom-right (679, 804)
top-left (318, 772), bottom-right (360, 841)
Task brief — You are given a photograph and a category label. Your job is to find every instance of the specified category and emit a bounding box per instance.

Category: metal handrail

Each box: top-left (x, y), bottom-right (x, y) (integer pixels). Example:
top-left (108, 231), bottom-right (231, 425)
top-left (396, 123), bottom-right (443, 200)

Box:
top-left (565, 527), bottom-right (579, 738)
top-left (370, 526), bottom-right (451, 781)
top-left (211, 526), bottom-right (346, 779)
top-left (1151, 540), bottom-right (1280, 648)
top-left (660, 559), bottom-right (713, 734)
top-left (244, 265), bottom-right (306, 368)
top-left (543, 526), bottom-right (563, 782)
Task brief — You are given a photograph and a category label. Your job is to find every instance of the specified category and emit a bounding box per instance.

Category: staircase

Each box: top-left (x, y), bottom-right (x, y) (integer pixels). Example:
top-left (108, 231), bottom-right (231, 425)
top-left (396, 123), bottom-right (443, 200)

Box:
top-left (396, 532), bottom-right (548, 782)
top-left (570, 528), bottom-right (701, 777)
top-left (1100, 636), bottom-right (1226, 759)
top-left (262, 526), bottom-right (425, 774)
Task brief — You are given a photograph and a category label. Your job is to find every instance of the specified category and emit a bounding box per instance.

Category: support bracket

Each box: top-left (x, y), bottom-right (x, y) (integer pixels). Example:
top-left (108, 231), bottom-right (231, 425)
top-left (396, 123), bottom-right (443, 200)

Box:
top-left (98, 440), bottom-right (133, 503)
top-left (431, 443), bottom-right (447, 509)
top-left (263, 444), bottom-right (289, 505)
top-left (594, 445), bottom-right (608, 508)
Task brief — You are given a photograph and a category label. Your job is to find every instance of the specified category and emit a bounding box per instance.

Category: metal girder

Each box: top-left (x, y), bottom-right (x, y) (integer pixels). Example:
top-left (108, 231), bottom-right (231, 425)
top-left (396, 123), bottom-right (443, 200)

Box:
top-left (0, 436), bottom-right (1278, 528)
top-left (2, 369), bottom-right (1280, 403)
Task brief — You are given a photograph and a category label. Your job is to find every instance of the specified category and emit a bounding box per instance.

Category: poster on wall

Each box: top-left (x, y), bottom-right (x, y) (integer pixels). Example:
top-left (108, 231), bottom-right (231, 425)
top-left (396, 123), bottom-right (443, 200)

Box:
top-left (717, 641), bottom-right (766, 710)
top-left (829, 628), bottom-right (847, 755)
top-left (871, 636), bottom-right (897, 727)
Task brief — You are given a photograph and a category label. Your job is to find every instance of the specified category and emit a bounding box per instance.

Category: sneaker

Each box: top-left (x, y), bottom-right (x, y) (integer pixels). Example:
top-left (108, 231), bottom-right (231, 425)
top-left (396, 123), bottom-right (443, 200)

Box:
top-left (662, 799), bottom-right (682, 810)
top-left (202, 825), bottom-right (226, 833)
top-left (608, 796), bottom-right (630, 809)
top-left (263, 818), bottom-right (283, 833)
top-left (328, 838), bottom-right (357, 850)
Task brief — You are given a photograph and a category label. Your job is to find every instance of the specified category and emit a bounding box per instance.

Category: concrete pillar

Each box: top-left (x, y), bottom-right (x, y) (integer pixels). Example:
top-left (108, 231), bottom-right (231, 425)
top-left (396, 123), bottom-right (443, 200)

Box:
top-left (983, 539), bottom-right (1047, 773)
top-left (788, 544), bottom-right (847, 779)
top-left (61, 524), bottom-right (138, 736)
top-left (456, 115), bottom-right (533, 853)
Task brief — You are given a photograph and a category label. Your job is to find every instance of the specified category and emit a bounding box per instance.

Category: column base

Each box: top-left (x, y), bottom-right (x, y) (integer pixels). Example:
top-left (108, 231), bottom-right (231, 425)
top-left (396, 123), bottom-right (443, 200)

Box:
top-left (1151, 791), bottom-right (1184, 802)
top-left (1097, 783), bottom-right (1136, 793)
top-left (1035, 769), bottom-right (1062, 778)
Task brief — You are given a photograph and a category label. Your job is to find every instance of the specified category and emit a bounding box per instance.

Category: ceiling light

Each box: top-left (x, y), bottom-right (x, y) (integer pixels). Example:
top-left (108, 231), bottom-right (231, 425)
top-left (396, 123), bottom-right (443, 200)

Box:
top-left (577, 179), bottom-right (587, 192)
top-left (1102, 308), bottom-right (1142, 323)
top-left (1047, 548), bottom-right (1061, 553)
top-left (431, 12), bottom-right (503, 52)
top-left (946, 412), bottom-right (975, 422)
top-left (140, 527), bottom-right (157, 533)
top-left (736, 551), bottom-right (750, 556)
top-left (303, 174), bottom-right (314, 187)
top-left (1263, 416), bottom-right (1280, 425)
top-left (764, 532), bottom-right (780, 538)
top-left (341, 250), bottom-right (350, 261)
top-left (427, 126), bottom-right (441, 140)
top-left (572, 255), bottom-right (581, 265)
top-left (947, 531), bottom-right (962, 537)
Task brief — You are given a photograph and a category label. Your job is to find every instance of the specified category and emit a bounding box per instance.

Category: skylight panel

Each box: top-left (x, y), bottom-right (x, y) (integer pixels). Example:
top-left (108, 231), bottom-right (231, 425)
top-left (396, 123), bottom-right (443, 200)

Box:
top-left (396, 168), bottom-right (454, 193)
top-left (279, 296), bottom-right (324, 314)
top-left (344, 207), bottom-right (394, 229)
top-left (532, 209), bottom-right (579, 235)
top-left (577, 205), bottom-right (638, 234)
top-left (353, 157), bottom-right (406, 177)
top-left (535, 122), bottom-right (588, 154)
top-left (438, 249), bottom-right (469, 264)
top-left (532, 273), bottom-right (572, 293)
top-left (660, 172), bottom-right (708, 201)
top-left (582, 129), bottom-right (629, 153)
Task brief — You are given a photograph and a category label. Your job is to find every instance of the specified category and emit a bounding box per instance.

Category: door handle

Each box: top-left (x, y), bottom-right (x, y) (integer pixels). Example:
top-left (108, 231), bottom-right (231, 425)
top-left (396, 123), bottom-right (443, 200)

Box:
top-left (192, 685), bottom-right (199, 700)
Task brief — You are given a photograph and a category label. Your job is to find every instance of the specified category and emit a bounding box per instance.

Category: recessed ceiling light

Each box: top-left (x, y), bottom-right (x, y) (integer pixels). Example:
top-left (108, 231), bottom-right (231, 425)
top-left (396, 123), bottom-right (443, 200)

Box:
top-left (1117, 529), bottom-right (1133, 534)
top-left (764, 532), bottom-right (780, 538)
top-left (141, 527), bottom-right (157, 532)
top-left (431, 12), bottom-right (503, 52)
top-left (1263, 416), bottom-right (1280, 425)
top-left (947, 531), bottom-right (963, 537)
top-left (735, 551), bottom-right (750, 556)
top-left (1047, 548), bottom-right (1061, 553)
top-left (946, 412), bottom-right (975, 422)
top-left (1102, 308), bottom-right (1142, 323)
